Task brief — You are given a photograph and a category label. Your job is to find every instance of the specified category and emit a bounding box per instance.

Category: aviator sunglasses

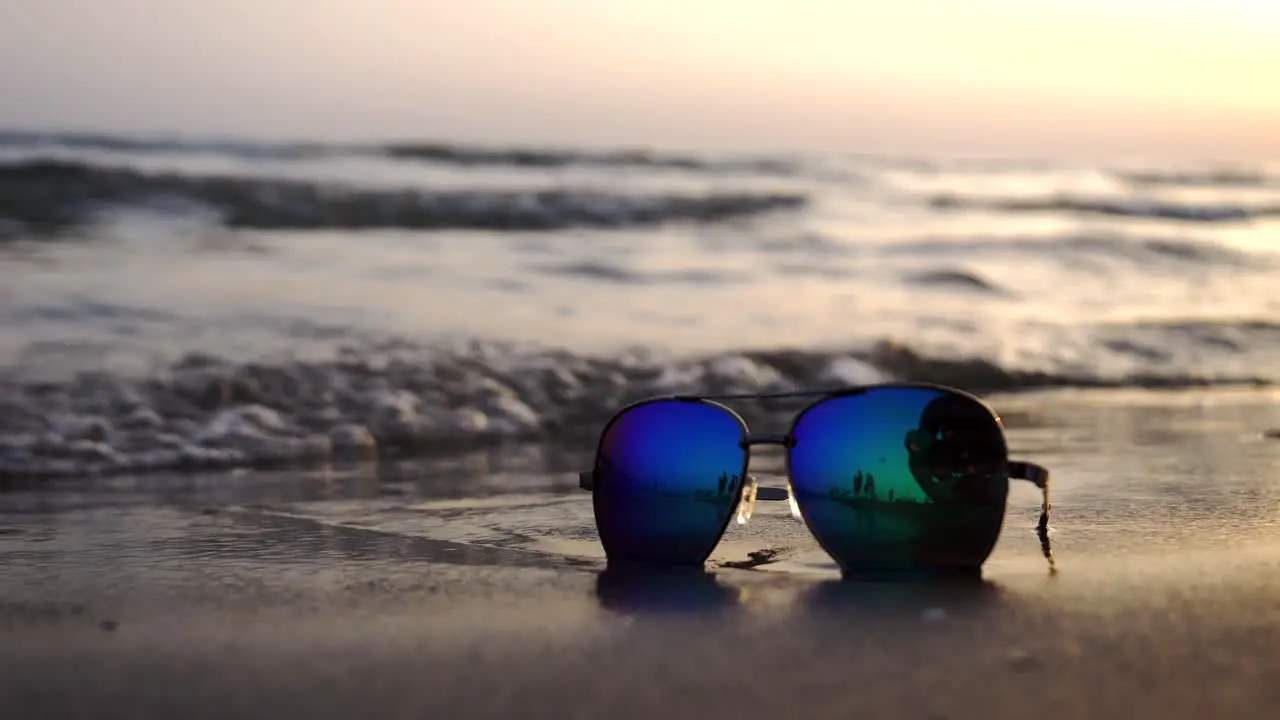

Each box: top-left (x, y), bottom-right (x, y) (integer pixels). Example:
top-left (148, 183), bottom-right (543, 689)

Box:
top-left (578, 383), bottom-right (1054, 578)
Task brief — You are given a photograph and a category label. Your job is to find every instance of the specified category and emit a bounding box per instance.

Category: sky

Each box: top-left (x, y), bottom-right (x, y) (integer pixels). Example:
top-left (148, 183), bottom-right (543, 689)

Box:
top-left (2, 0), bottom-right (1277, 160)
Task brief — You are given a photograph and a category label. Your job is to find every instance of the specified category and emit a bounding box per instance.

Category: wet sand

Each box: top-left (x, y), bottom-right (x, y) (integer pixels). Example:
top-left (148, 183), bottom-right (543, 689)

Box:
top-left (2, 387), bottom-right (1280, 719)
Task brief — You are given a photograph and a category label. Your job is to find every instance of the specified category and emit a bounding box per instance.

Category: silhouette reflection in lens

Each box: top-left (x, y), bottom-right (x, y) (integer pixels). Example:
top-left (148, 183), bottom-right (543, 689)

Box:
top-left (595, 566), bottom-right (744, 615)
top-left (788, 387), bottom-right (1009, 579)
top-left (593, 399), bottom-right (748, 566)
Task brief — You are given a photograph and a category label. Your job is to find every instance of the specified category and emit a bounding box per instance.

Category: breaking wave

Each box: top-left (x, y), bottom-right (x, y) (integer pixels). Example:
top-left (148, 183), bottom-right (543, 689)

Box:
top-left (0, 160), bottom-right (807, 235)
top-left (0, 330), bottom-right (1274, 480)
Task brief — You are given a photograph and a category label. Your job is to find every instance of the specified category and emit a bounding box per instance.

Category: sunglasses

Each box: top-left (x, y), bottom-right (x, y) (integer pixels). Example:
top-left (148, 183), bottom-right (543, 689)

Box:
top-left (578, 383), bottom-right (1053, 579)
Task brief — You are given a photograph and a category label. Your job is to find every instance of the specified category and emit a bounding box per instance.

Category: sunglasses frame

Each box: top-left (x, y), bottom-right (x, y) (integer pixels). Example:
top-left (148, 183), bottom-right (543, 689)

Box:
top-left (578, 382), bottom-right (1052, 573)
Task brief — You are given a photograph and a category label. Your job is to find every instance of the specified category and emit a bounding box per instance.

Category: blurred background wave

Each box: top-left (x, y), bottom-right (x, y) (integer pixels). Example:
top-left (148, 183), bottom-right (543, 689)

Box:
top-left (1, 0), bottom-right (1276, 476)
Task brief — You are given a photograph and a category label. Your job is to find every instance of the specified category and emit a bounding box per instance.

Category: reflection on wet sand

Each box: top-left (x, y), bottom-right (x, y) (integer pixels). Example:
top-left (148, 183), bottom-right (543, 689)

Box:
top-left (593, 565), bottom-right (1007, 619)
top-left (800, 571), bottom-right (1006, 617)
top-left (595, 565), bottom-right (745, 615)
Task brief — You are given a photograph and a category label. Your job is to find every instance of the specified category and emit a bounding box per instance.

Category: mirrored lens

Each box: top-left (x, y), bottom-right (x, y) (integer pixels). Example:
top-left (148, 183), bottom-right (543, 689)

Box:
top-left (593, 399), bottom-right (747, 565)
top-left (787, 387), bottom-right (1009, 576)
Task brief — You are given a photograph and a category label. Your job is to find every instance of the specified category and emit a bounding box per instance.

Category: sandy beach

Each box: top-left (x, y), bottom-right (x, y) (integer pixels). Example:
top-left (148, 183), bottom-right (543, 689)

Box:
top-left (3, 387), bottom-right (1279, 719)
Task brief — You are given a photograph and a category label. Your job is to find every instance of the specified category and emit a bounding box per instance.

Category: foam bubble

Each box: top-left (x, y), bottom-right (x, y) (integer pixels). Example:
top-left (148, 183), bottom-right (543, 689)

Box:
top-left (0, 337), bottom-right (1270, 480)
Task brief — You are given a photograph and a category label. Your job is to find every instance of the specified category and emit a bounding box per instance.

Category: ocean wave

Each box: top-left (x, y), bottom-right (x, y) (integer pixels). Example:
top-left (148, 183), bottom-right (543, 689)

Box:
top-left (1060, 233), bottom-right (1268, 268)
top-left (904, 269), bottom-right (1009, 295)
top-left (534, 260), bottom-right (747, 286)
top-left (0, 130), bottom-right (331, 160)
top-left (0, 129), bottom-right (797, 176)
top-left (887, 231), bottom-right (1271, 270)
top-left (0, 334), bottom-right (1272, 480)
top-left (1099, 319), bottom-right (1280, 357)
top-left (0, 160), bottom-right (806, 235)
top-left (382, 142), bottom-right (796, 175)
top-left (1116, 168), bottom-right (1276, 189)
top-left (927, 192), bottom-right (1275, 223)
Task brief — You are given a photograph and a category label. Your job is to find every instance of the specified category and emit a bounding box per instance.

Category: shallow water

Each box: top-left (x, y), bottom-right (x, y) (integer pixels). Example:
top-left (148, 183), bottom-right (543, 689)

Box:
top-left (3, 388), bottom-right (1277, 601)
top-left (2, 132), bottom-right (1278, 479)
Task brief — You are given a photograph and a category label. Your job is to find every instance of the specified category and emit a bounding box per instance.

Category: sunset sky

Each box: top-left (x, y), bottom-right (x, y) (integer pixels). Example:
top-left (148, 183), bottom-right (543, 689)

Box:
top-left (2, 0), bottom-right (1276, 160)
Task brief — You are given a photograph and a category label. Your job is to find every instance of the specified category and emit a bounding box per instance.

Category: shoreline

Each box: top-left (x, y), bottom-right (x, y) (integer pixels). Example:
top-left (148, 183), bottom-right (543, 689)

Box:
top-left (2, 385), bottom-right (1279, 718)
top-left (2, 383), bottom-right (1276, 485)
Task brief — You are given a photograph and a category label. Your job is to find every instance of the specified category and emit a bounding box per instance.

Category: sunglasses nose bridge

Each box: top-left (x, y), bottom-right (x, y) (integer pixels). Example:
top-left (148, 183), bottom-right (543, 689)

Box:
top-left (739, 432), bottom-right (793, 449)
top-left (738, 435), bottom-right (798, 524)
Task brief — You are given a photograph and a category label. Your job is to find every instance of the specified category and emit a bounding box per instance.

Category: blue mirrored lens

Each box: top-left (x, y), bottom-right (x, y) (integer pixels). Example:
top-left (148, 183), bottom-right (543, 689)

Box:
top-left (787, 387), bottom-right (1009, 576)
top-left (593, 399), bottom-right (747, 565)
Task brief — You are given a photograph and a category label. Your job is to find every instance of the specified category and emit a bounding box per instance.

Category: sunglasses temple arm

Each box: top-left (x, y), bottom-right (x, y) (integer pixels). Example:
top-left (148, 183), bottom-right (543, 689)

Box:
top-left (1008, 460), bottom-right (1051, 531)
top-left (1009, 460), bottom-right (1054, 569)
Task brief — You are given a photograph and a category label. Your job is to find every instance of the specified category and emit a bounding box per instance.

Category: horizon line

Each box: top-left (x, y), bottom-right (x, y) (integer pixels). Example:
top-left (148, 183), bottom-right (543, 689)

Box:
top-left (4, 125), bottom-right (1274, 169)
